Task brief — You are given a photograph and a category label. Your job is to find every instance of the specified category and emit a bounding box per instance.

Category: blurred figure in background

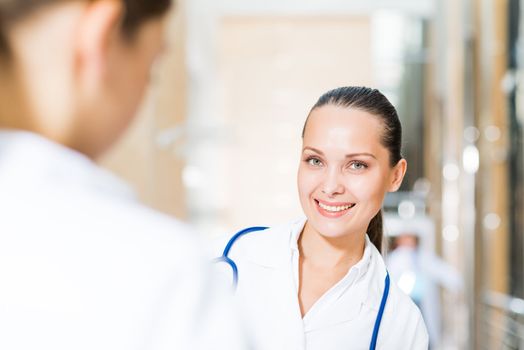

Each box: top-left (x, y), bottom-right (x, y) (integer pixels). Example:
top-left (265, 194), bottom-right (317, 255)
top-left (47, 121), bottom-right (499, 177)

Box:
top-left (0, 1), bottom-right (245, 349)
top-left (386, 216), bottom-right (463, 349)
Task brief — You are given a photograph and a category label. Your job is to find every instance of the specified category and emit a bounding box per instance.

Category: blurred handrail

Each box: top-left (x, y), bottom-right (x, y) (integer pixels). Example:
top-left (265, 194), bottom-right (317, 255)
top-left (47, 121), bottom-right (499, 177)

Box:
top-left (482, 290), bottom-right (524, 316)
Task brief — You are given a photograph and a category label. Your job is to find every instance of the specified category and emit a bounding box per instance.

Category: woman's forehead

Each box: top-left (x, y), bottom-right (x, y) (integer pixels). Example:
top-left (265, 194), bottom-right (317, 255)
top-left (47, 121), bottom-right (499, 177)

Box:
top-left (303, 105), bottom-right (385, 148)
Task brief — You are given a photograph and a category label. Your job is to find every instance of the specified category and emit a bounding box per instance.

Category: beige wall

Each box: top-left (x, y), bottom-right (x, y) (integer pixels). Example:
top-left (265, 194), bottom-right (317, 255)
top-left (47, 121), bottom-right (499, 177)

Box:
top-left (216, 16), bottom-right (373, 230)
top-left (98, 5), bottom-right (187, 218)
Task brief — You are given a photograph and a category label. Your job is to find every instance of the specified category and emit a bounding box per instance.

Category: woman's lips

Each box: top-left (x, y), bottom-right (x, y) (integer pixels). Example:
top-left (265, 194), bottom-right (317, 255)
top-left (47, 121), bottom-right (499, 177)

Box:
top-left (314, 199), bottom-right (356, 218)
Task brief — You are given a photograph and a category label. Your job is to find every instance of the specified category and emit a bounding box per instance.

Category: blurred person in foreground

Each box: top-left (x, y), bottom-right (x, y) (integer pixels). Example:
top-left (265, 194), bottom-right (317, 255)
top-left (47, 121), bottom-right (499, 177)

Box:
top-left (0, 1), bottom-right (246, 349)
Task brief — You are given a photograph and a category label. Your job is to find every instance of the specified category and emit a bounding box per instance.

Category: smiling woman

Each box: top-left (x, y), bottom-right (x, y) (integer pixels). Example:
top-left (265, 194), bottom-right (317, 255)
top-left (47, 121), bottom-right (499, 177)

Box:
top-left (216, 86), bottom-right (429, 350)
top-left (299, 87), bottom-right (406, 253)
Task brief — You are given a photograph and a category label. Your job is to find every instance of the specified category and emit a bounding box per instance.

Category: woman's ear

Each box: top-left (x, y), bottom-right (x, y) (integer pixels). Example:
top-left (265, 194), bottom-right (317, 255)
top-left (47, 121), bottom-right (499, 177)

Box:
top-left (74, 0), bottom-right (123, 88)
top-left (388, 158), bottom-right (407, 192)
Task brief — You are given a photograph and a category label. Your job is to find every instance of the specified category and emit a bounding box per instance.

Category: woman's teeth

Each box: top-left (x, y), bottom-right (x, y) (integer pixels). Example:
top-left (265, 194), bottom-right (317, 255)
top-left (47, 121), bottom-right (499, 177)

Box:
top-left (318, 202), bottom-right (355, 212)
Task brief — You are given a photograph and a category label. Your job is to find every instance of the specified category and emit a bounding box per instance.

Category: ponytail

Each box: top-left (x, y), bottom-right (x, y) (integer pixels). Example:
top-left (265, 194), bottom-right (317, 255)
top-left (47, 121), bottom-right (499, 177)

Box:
top-left (367, 210), bottom-right (383, 253)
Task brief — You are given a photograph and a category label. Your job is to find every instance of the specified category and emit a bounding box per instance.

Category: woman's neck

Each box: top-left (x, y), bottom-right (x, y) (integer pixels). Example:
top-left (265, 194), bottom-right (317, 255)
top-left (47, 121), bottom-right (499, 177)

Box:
top-left (297, 221), bottom-right (367, 317)
top-left (0, 66), bottom-right (32, 129)
top-left (0, 64), bottom-right (76, 150)
top-left (298, 221), bottom-right (366, 269)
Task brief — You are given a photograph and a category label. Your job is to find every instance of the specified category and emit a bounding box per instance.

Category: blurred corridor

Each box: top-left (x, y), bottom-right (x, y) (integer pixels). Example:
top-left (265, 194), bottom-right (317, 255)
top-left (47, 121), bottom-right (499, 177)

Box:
top-left (100, 0), bottom-right (524, 349)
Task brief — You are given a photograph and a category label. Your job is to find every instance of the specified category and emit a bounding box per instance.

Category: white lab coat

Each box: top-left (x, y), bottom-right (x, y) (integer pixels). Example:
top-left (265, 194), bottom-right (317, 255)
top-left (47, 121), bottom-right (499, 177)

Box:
top-left (217, 218), bottom-right (428, 350)
top-left (0, 131), bottom-right (246, 350)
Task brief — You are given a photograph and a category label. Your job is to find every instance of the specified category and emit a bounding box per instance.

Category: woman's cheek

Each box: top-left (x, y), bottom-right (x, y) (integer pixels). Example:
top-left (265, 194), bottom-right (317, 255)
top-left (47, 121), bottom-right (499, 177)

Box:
top-left (297, 173), bottom-right (311, 198)
top-left (346, 175), bottom-right (382, 200)
top-left (299, 169), bottom-right (318, 189)
top-left (344, 175), bottom-right (366, 192)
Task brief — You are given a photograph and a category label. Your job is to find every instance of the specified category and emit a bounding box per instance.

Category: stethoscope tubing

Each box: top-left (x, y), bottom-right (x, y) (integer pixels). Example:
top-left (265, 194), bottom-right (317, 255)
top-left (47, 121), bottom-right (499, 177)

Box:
top-left (214, 226), bottom-right (269, 287)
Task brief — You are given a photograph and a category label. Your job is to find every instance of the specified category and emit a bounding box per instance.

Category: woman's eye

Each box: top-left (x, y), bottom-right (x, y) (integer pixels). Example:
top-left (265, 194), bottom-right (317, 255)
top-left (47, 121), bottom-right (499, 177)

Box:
top-left (307, 158), bottom-right (323, 167)
top-left (349, 162), bottom-right (367, 170)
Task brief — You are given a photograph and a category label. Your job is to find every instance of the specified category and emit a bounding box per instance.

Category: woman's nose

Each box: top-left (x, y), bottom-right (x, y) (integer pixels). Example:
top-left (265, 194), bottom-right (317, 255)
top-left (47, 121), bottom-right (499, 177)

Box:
top-left (321, 168), bottom-right (345, 196)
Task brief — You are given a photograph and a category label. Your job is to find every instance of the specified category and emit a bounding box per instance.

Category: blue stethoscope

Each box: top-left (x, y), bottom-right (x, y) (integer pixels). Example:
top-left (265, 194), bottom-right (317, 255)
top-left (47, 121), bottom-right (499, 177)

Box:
top-left (215, 226), bottom-right (391, 350)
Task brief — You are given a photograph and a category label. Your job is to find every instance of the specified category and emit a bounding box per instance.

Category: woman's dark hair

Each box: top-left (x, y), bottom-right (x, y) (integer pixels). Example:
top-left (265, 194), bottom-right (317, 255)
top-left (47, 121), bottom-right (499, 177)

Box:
top-left (0, 0), bottom-right (171, 58)
top-left (303, 86), bottom-right (403, 253)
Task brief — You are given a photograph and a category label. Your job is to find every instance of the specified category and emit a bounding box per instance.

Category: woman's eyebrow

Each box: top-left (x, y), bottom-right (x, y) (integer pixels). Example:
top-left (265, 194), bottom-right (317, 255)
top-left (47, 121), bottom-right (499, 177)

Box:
top-left (302, 147), bottom-right (324, 155)
top-left (303, 147), bottom-right (376, 160)
top-left (345, 153), bottom-right (377, 159)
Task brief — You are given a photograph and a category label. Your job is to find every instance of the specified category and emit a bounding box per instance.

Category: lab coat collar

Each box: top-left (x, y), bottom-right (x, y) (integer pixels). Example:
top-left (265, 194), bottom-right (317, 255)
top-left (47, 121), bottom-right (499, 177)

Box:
top-left (293, 231), bottom-right (375, 330)
top-left (328, 236), bottom-right (372, 301)
top-left (360, 242), bottom-right (389, 312)
top-left (301, 242), bottom-right (388, 331)
top-left (285, 219), bottom-right (388, 330)
top-left (290, 220), bottom-right (372, 295)
top-left (286, 219), bottom-right (384, 303)
top-left (289, 217), bottom-right (306, 254)
top-left (238, 217), bottom-right (390, 331)
top-left (240, 218), bottom-right (306, 269)
top-left (0, 130), bottom-right (136, 200)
